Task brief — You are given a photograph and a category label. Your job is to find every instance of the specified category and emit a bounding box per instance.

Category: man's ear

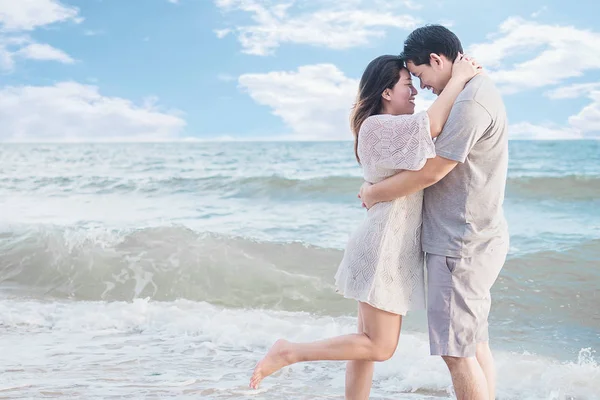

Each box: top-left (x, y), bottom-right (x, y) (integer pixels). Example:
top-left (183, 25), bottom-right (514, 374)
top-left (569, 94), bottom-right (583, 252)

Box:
top-left (429, 53), bottom-right (444, 69)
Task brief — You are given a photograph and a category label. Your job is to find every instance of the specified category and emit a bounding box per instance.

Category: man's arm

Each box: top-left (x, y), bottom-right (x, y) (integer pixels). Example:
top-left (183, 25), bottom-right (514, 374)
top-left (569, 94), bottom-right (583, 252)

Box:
top-left (361, 156), bottom-right (458, 208)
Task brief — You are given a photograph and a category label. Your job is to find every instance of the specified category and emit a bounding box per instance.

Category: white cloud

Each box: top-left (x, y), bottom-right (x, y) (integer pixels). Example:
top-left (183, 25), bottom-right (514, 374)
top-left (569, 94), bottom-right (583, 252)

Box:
top-left (217, 73), bottom-right (236, 82)
top-left (0, 0), bottom-right (81, 70)
top-left (238, 61), bottom-right (599, 141)
top-left (84, 29), bottom-right (104, 36)
top-left (0, 36), bottom-right (26, 69)
top-left (0, 0), bottom-right (81, 31)
top-left (239, 63), bottom-right (436, 140)
top-left (509, 122), bottom-right (582, 140)
top-left (438, 19), bottom-right (454, 28)
top-left (214, 0), bottom-right (420, 55)
top-left (545, 82), bottom-right (600, 100)
top-left (0, 82), bottom-right (186, 142)
top-left (568, 90), bottom-right (600, 135)
top-left (531, 6), bottom-right (547, 18)
top-left (0, 46), bottom-right (12, 69)
top-left (16, 42), bottom-right (75, 63)
top-left (470, 18), bottom-right (600, 139)
top-left (168, 0), bottom-right (179, 4)
top-left (239, 64), bottom-right (357, 139)
top-left (469, 17), bottom-right (600, 93)
top-left (402, 1), bottom-right (423, 10)
top-left (214, 28), bottom-right (231, 39)
top-left (0, 36), bottom-right (74, 70)
top-left (513, 82), bottom-right (600, 139)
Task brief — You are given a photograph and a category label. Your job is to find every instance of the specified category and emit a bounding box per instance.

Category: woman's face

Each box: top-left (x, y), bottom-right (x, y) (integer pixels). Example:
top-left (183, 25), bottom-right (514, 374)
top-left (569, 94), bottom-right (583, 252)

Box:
top-left (383, 68), bottom-right (418, 115)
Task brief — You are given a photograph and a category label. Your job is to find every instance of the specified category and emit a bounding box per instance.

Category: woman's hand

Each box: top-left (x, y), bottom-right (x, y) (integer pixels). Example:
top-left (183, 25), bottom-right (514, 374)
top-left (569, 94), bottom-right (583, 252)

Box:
top-left (451, 53), bottom-right (482, 84)
top-left (358, 181), bottom-right (375, 210)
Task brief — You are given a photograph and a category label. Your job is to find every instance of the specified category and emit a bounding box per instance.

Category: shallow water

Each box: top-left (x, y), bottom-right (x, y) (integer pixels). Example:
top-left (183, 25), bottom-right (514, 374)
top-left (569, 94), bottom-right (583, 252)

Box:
top-left (1, 142), bottom-right (599, 398)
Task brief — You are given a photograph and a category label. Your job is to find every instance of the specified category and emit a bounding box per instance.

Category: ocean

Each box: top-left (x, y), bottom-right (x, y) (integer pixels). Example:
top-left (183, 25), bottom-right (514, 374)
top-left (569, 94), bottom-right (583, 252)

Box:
top-left (0, 141), bottom-right (599, 399)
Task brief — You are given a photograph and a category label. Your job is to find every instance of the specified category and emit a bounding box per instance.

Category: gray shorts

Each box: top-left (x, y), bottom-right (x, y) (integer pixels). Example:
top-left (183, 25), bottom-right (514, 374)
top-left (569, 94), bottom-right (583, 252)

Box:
top-left (426, 248), bottom-right (507, 358)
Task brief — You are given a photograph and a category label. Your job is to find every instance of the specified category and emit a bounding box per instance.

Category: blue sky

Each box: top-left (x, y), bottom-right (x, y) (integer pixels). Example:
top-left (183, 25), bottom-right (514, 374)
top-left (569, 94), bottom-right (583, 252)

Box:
top-left (1, 0), bottom-right (599, 141)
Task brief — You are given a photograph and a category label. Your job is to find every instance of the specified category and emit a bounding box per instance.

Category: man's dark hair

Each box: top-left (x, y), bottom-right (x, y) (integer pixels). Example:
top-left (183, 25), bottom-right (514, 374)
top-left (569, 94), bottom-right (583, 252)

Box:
top-left (401, 25), bottom-right (463, 66)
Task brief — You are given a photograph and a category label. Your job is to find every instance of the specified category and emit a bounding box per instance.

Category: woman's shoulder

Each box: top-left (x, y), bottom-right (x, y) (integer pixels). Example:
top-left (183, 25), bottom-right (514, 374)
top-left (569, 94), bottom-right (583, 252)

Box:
top-left (363, 113), bottom-right (393, 125)
top-left (360, 112), bottom-right (426, 134)
top-left (360, 114), bottom-right (391, 134)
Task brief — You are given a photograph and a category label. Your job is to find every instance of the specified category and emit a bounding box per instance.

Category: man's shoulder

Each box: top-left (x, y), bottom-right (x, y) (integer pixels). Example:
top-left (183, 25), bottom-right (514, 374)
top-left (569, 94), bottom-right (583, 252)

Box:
top-left (456, 75), bottom-right (503, 113)
top-left (457, 74), bottom-right (491, 97)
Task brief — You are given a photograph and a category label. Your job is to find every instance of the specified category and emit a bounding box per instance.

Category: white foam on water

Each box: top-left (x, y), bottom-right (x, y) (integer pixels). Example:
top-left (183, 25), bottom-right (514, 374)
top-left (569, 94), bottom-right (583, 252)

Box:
top-left (0, 298), bottom-right (597, 399)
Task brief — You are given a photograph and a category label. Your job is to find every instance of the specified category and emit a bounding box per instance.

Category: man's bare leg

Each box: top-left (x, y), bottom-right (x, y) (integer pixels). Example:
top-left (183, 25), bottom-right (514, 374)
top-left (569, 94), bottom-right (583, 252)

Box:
top-left (476, 342), bottom-right (495, 400)
top-left (442, 356), bottom-right (489, 400)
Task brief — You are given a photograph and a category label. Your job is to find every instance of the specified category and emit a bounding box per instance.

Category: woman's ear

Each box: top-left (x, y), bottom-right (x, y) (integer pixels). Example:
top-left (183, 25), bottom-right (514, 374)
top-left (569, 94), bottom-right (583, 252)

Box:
top-left (382, 89), bottom-right (392, 101)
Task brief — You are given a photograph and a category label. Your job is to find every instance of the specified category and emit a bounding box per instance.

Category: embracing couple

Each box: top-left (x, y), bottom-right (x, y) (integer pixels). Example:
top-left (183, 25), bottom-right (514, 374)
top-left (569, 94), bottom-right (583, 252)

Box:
top-left (250, 25), bottom-right (509, 400)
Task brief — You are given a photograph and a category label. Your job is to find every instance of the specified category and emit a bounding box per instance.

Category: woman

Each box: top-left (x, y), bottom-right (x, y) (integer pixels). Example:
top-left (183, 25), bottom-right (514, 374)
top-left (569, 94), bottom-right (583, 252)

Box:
top-left (250, 54), bottom-right (481, 396)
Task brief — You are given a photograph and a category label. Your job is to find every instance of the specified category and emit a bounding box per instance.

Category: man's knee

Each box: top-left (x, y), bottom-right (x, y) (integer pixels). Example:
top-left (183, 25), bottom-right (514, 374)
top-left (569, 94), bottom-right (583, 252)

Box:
top-left (442, 355), bottom-right (471, 372)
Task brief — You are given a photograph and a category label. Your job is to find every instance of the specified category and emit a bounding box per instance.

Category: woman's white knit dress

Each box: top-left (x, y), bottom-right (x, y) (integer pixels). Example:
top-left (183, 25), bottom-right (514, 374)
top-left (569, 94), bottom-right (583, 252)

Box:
top-left (335, 111), bottom-right (436, 315)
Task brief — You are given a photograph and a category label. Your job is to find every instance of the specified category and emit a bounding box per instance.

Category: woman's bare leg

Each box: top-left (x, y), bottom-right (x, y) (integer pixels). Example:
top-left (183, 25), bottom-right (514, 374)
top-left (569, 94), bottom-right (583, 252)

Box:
top-left (250, 302), bottom-right (402, 390)
top-left (344, 304), bottom-right (374, 400)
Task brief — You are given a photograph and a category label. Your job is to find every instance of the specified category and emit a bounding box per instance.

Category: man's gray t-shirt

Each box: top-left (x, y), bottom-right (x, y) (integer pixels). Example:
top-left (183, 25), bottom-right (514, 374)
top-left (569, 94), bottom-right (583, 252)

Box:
top-left (422, 74), bottom-right (509, 258)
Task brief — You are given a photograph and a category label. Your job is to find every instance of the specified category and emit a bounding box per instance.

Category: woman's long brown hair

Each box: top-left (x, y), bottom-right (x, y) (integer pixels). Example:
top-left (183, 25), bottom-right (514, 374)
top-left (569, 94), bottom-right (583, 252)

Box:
top-left (350, 55), bottom-right (405, 163)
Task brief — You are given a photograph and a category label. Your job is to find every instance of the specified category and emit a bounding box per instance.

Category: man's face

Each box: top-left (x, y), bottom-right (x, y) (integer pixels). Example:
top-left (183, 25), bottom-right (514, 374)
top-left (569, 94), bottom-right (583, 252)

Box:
top-left (406, 55), bottom-right (452, 96)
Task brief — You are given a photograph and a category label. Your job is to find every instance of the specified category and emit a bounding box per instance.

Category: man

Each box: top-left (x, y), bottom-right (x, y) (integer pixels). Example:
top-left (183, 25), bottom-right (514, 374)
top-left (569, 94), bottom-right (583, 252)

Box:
top-left (359, 25), bottom-right (509, 400)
